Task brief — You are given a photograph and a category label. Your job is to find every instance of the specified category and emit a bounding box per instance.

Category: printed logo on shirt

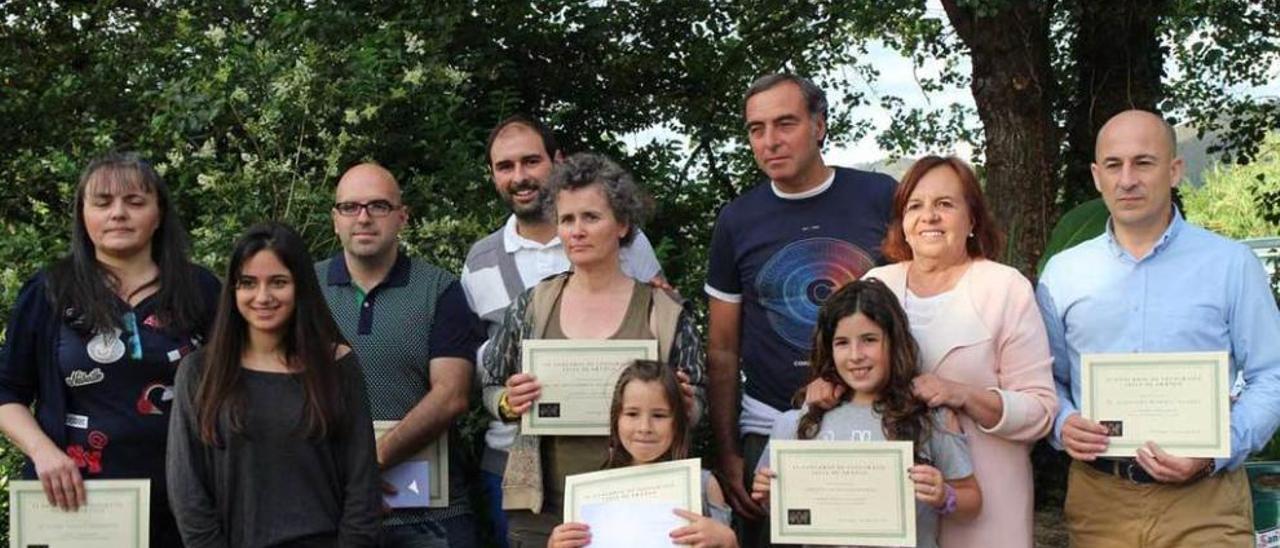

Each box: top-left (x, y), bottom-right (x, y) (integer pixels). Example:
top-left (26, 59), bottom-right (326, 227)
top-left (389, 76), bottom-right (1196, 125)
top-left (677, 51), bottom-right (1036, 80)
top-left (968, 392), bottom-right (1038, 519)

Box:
top-left (64, 413), bottom-right (89, 429)
top-left (167, 344), bottom-right (195, 364)
top-left (818, 428), bottom-right (874, 442)
top-left (142, 313), bottom-right (164, 329)
top-left (136, 382), bottom-right (175, 416)
top-left (87, 430), bottom-right (109, 450)
top-left (85, 329), bottom-right (125, 364)
top-left (68, 431), bottom-right (108, 474)
top-left (755, 238), bottom-right (875, 348)
top-left (64, 368), bottom-right (105, 388)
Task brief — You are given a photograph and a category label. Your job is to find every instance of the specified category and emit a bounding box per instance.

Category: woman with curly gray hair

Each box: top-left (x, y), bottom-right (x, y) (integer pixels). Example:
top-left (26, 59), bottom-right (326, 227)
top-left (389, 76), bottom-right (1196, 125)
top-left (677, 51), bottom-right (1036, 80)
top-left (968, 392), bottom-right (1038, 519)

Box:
top-left (480, 153), bottom-right (711, 547)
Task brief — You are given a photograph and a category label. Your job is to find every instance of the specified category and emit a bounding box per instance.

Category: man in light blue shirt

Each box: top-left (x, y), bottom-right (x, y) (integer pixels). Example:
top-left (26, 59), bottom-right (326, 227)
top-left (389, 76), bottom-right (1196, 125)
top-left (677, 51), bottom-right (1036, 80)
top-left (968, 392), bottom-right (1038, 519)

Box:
top-left (1037, 109), bottom-right (1280, 547)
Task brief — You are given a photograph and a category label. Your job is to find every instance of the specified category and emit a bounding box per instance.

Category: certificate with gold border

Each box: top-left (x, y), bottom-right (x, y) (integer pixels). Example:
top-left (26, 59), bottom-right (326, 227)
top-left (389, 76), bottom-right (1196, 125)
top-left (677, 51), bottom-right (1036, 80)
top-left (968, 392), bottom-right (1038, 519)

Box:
top-left (769, 440), bottom-right (915, 546)
top-left (8, 479), bottom-right (150, 548)
top-left (1081, 351), bottom-right (1231, 458)
top-left (373, 420), bottom-right (449, 507)
top-left (520, 339), bottom-right (658, 436)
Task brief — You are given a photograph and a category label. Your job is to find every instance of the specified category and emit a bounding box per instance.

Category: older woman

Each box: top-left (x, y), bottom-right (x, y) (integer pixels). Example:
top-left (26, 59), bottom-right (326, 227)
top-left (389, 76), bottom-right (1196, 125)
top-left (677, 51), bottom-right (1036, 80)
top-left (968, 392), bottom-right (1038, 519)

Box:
top-left (809, 156), bottom-right (1057, 547)
top-left (481, 152), bottom-right (706, 548)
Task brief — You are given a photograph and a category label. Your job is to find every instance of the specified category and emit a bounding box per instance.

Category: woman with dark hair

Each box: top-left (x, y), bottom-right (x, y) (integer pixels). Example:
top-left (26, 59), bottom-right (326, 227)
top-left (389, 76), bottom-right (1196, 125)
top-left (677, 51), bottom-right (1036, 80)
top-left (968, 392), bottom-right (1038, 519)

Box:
top-left (166, 222), bottom-right (379, 547)
top-left (0, 152), bottom-right (220, 545)
top-left (481, 153), bottom-right (707, 548)
top-left (807, 156), bottom-right (1057, 547)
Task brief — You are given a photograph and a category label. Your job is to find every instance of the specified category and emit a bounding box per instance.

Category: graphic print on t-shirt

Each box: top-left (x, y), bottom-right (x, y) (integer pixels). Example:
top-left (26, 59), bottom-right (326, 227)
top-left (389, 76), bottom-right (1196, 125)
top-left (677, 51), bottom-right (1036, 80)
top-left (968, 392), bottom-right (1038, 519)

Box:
top-left (755, 237), bottom-right (875, 348)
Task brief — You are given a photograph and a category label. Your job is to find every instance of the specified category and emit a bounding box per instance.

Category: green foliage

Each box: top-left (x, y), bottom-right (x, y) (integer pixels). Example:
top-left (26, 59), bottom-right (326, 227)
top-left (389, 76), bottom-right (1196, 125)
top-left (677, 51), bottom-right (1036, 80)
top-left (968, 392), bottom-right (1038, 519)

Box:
top-left (1036, 198), bottom-right (1109, 274)
top-left (1, 1), bottom-right (932, 540)
top-left (1, 0), bottom-right (1278, 542)
top-left (1183, 134), bottom-right (1280, 240)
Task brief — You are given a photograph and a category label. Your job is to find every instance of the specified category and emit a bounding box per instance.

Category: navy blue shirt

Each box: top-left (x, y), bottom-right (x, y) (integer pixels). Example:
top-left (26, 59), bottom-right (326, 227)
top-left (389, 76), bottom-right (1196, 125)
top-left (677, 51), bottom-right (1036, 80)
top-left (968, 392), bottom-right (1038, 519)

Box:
top-left (705, 167), bottom-right (895, 411)
top-left (0, 266), bottom-right (220, 546)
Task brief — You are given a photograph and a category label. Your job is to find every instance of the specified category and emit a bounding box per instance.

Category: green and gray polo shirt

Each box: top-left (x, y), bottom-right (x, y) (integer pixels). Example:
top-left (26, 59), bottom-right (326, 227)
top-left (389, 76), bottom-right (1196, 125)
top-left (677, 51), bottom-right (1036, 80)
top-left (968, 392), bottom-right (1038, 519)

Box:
top-left (316, 251), bottom-right (482, 526)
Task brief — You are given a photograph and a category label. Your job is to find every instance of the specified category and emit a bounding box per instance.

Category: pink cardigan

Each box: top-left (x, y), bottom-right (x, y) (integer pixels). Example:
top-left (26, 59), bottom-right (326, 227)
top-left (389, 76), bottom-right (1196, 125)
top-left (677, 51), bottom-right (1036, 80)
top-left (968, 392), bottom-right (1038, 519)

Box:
top-left (865, 260), bottom-right (1057, 548)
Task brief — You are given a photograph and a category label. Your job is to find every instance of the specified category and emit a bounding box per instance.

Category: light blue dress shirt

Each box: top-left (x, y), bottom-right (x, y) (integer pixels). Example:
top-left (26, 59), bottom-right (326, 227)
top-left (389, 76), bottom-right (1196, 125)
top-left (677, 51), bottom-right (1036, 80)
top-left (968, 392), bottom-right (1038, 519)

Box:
top-left (1036, 209), bottom-right (1280, 471)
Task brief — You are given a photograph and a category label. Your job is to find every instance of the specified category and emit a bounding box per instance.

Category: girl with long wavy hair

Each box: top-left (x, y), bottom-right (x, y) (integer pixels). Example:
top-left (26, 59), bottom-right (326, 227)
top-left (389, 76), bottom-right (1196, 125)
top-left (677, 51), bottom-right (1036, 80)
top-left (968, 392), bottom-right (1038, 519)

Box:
top-left (0, 152), bottom-right (219, 546)
top-left (750, 279), bottom-right (981, 548)
top-left (166, 222), bottom-right (379, 547)
top-left (548, 360), bottom-right (735, 548)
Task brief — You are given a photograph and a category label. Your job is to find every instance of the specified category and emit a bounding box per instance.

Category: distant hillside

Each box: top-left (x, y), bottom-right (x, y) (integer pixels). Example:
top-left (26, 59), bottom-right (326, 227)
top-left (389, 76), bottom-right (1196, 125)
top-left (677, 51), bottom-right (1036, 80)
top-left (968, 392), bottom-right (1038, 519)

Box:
top-left (847, 125), bottom-right (1238, 187)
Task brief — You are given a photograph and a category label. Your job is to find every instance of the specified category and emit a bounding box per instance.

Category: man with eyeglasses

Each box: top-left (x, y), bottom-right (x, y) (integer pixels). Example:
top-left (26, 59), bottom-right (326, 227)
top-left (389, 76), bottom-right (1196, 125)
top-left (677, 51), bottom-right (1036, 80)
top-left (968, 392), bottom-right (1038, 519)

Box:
top-left (316, 163), bottom-right (484, 548)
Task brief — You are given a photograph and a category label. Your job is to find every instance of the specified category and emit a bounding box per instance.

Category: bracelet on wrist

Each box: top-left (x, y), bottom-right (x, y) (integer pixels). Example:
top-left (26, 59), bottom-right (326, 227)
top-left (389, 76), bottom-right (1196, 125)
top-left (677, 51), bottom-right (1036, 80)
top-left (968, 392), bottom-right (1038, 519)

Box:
top-left (936, 483), bottom-right (958, 515)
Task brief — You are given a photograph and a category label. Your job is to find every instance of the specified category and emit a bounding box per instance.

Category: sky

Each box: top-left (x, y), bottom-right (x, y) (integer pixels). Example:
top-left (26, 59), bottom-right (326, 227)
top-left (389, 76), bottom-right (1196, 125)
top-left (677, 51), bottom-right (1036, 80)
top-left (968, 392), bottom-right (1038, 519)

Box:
top-left (626, 2), bottom-right (1280, 170)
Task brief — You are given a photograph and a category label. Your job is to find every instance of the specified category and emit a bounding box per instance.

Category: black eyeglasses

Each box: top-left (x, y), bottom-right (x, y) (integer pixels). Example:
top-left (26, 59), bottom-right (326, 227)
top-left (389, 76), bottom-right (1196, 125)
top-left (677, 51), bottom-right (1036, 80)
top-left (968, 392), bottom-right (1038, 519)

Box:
top-left (333, 200), bottom-right (401, 217)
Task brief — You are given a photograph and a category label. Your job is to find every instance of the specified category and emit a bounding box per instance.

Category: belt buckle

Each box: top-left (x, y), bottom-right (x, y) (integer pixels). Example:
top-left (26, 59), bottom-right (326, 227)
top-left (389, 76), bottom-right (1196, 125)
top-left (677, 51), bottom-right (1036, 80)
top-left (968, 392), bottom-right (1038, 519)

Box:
top-left (1120, 461), bottom-right (1139, 483)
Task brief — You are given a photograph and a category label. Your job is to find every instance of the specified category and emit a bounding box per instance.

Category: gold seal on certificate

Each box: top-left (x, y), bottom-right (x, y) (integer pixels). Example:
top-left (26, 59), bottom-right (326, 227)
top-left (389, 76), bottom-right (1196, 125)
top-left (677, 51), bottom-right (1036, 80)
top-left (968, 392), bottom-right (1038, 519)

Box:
top-left (373, 420), bottom-right (450, 507)
top-left (8, 479), bottom-right (150, 548)
top-left (1081, 351), bottom-right (1231, 458)
top-left (769, 440), bottom-right (916, 547)
top-left (520, 339), bottom-right (658, 436)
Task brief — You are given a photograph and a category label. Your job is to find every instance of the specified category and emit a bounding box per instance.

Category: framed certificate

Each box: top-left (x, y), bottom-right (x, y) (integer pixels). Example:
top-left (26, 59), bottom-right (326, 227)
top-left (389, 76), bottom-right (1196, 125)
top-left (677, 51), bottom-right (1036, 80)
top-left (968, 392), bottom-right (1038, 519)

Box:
top-left (520, 339), bottom-right (658, 436)
top-left (563, 458), bottom-right (702, 522)
top-left (9, 479), bottom-right (150, 548)
top-left (769, 440), bottom-right (915, 547)
top-left (373, 420), bottom-right (449, 507)
top-left (1081, 351), bottom-right (1231, 458)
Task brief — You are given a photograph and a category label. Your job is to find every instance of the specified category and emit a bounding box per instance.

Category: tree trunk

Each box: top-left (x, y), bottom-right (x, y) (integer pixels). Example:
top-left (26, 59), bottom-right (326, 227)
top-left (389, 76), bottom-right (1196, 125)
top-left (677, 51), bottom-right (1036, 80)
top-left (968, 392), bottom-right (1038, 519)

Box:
top-left (943, 0), bottom-right (1060, 277)
top-left (1061, 0), bottom-right (1167, 209)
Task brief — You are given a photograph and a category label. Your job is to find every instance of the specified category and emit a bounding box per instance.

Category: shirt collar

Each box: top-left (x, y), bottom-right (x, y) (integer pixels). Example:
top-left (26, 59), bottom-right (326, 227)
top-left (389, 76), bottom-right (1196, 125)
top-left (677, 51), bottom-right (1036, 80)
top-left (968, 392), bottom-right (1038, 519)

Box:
top-left (771, 169), bottom-right (835, 200)
top-left (325, 249), bottom-right (412, 288)
top-left (1104, 206), bottom-right (1185, 261)
top-left (502, 214), bottom-right (561, 253)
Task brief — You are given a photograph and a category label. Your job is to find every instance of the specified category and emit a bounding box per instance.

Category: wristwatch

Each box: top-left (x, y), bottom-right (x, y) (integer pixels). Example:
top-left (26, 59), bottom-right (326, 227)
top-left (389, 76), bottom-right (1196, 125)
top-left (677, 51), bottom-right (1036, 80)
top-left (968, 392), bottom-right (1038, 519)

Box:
top-left (498, 390), bottom-right (519, 422)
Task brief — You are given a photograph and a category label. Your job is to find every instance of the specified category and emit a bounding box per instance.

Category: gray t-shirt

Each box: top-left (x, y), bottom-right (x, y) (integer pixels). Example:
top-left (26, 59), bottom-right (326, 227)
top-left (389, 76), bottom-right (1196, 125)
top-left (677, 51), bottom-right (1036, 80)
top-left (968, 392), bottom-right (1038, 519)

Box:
top-left (760, 403), bottom-right (972, 548)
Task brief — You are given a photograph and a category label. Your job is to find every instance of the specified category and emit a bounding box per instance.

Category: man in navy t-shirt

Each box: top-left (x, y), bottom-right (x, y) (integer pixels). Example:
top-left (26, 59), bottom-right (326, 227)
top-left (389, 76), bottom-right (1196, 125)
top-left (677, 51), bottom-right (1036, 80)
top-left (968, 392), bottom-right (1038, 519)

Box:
top-left (705, 73), bottom-right (895, 546)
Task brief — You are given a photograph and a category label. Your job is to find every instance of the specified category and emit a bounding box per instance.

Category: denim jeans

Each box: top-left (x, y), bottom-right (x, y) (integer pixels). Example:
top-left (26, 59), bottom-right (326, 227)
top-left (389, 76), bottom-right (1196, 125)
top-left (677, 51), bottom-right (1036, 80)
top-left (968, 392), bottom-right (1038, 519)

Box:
top-left (481, 470), bottom-right (511, 548)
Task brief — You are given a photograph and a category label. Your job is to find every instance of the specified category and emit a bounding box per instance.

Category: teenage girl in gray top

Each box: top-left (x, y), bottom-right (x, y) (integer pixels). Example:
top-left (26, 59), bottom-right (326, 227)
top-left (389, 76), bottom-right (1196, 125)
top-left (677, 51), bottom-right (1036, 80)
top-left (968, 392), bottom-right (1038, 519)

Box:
top-left (167, 222), bottom-right (379, 548)
top-left (751, 279), bottom-right (981, 548)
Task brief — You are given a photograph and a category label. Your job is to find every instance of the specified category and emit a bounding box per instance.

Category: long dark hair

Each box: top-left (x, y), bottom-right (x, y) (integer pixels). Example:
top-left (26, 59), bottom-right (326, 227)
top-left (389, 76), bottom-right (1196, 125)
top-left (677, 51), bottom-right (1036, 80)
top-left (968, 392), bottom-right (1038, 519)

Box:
top-left (47, 152), bottom-right (208, 336)
top-left (196, 222), bottom-right (348, 446)
top-left (604, 360), bottom-right (691, 468)
top-left (796, 279), bottom-right (932, 461)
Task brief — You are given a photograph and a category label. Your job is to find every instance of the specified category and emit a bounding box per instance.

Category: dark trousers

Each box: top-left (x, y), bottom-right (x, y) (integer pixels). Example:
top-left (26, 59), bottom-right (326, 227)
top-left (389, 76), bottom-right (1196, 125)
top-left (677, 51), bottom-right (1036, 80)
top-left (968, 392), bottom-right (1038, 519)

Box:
top-left (737, 433), bottom-right (773, 548)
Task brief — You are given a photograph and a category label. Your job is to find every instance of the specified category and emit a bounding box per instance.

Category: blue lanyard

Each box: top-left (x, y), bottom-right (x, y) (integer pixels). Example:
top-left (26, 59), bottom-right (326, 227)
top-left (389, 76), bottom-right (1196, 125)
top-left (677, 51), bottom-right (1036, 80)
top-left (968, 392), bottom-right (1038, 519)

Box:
top-left (121, 311), bottom-right (143, 361)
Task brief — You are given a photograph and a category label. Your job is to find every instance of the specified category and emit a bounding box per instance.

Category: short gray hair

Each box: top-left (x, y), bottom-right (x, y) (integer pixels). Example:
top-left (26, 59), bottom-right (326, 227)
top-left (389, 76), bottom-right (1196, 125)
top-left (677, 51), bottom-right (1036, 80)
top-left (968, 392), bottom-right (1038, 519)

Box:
top-left (742, 73), bottom-right (828, 122)
top-left (543, 153), bottom-right (652, 247)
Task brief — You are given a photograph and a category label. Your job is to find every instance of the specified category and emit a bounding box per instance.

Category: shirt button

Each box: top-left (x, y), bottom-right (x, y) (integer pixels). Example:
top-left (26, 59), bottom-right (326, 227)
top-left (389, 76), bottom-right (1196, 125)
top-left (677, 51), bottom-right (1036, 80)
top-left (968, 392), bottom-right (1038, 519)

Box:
top-left (363, 302), bottom-right (370, 308)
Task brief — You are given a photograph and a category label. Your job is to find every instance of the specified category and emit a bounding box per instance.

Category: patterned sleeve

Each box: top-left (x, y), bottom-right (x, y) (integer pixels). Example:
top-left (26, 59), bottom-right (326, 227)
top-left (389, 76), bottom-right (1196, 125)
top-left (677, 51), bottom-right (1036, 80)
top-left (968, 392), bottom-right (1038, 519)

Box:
top-left (480, 288), bottom-right (532, 419)
top-left (669, 307), bottom-right (707, 425)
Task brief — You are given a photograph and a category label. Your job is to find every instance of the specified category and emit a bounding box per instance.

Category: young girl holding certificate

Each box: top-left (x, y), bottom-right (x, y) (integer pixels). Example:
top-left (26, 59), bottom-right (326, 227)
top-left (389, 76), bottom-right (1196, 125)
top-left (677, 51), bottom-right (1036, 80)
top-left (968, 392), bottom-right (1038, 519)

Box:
top-left (549, 360), bottom-right (736, 548)
top-left (166, 222), bottom-right (379, 547)
top-left (751, 279), bottom-right (981, 547)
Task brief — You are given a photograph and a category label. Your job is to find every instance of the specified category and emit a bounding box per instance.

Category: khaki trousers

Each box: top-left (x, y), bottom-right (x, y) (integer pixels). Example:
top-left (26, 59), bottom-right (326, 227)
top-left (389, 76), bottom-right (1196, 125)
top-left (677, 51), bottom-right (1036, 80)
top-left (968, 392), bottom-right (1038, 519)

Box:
top-left (1064, 460), bottom-right (1254, 548)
